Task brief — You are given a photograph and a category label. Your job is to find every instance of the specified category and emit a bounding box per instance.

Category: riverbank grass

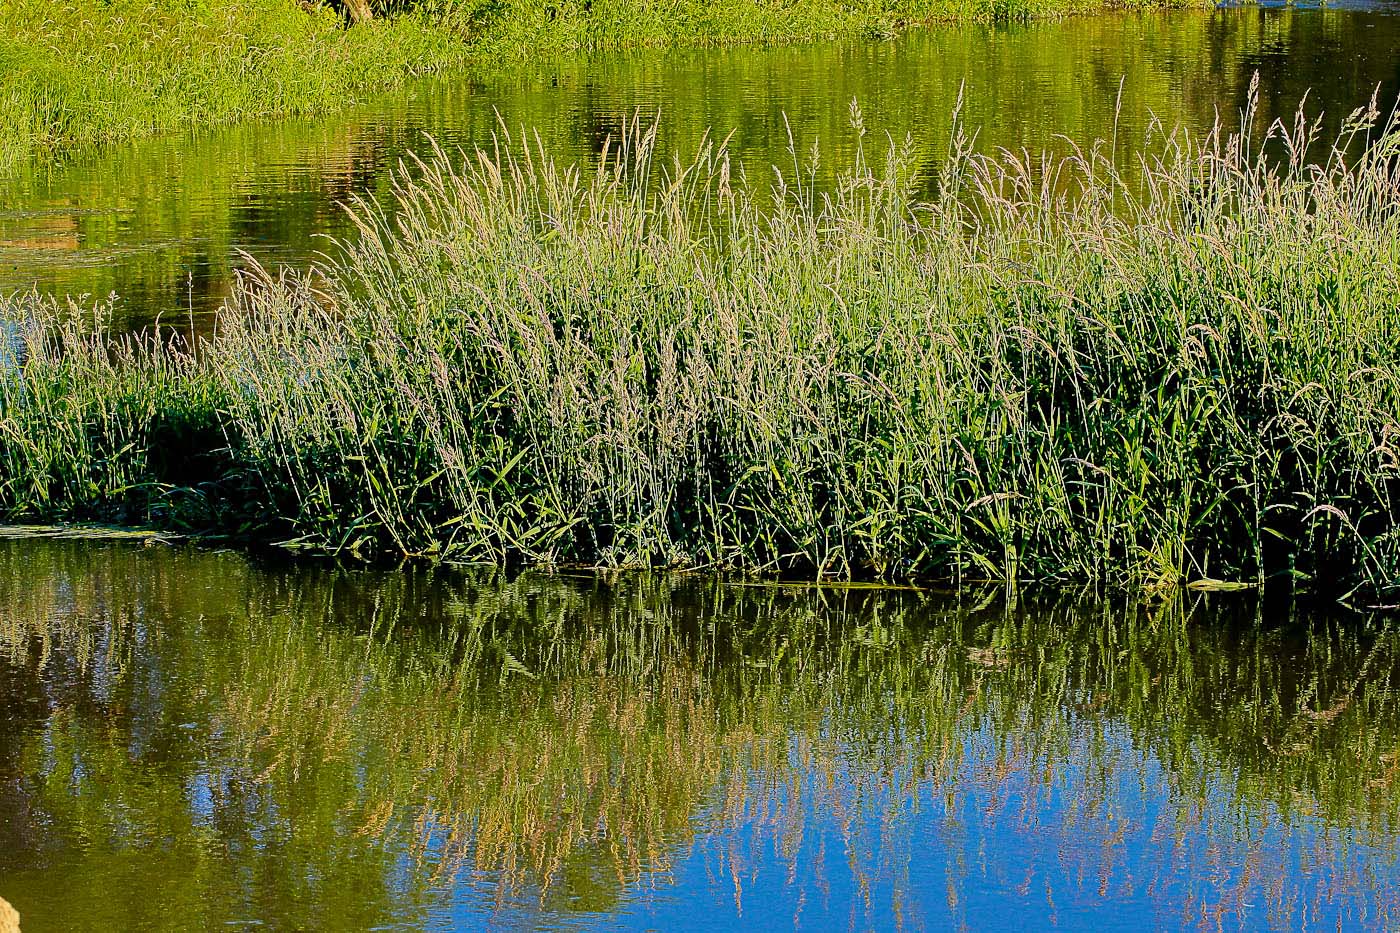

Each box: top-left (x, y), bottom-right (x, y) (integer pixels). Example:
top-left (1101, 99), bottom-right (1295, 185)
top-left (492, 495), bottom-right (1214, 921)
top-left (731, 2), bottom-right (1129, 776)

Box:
top-left (457, 0), bottom-right (1182, 58)
top-left (0, 0), bottom-right (466, 171)
top-left (3, 101), bottom-right (1398, 598)
top-left (2, 0), bottom-right (1213, 171)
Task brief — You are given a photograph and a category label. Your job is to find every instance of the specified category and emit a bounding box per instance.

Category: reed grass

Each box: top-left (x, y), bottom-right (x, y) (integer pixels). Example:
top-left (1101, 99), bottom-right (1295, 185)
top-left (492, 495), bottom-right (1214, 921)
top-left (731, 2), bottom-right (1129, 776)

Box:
top-left (3, 95), bottom-right (1399, 598)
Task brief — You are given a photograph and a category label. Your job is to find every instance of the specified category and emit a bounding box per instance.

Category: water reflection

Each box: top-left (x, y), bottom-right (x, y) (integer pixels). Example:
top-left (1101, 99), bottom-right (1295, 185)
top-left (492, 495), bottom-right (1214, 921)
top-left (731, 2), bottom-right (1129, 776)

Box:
top-left (0, 540), bottom-right (1397, 930)
top-left (2, 6), bottom-right (1399, 330)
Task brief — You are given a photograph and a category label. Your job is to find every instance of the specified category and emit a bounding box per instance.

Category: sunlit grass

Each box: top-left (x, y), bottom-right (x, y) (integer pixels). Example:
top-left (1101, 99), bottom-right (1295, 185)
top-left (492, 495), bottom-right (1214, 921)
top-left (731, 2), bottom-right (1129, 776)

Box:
top-left (0, 0), bottom-right (1214, 172)
top-left (456, 0), bottom-right (1209, 61)
top-left (0, 0), bottom-right (467, 171)
top-left (2, 95), bottom-right (1399, 597)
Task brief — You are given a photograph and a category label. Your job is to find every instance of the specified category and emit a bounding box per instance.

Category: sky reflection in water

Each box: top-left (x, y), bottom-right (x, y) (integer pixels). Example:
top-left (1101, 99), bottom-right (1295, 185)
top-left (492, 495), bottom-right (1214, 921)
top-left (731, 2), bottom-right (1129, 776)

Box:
top-left (0, 540), bottom-right (1397, 930)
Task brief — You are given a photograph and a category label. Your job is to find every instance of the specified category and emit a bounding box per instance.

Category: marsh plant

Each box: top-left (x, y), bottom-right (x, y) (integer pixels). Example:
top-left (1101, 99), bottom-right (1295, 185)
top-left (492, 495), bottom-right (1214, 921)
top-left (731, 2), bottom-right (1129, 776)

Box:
top-left (2, 93), bottom-right (1399, 597)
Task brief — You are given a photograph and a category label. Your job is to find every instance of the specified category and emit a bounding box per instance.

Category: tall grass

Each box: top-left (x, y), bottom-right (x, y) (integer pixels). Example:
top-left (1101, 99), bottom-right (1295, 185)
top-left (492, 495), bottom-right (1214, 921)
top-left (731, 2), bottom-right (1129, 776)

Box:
top-left (3, 96), bottom-right (1399, 597)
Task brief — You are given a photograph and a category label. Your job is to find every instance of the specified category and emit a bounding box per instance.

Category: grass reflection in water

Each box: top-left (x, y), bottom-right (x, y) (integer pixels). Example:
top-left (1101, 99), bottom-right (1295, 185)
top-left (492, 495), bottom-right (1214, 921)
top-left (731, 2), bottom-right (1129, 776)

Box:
top-left (0, 539), bottom-right (1397, 930)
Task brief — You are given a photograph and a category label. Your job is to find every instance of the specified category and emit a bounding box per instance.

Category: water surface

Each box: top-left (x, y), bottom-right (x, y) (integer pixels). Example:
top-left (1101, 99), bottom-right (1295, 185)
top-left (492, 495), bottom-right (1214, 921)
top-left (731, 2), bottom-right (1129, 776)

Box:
top-left (1, 539), bottom-right (1398, 930)
top-left (3, 6), bottom-right (1400, 329)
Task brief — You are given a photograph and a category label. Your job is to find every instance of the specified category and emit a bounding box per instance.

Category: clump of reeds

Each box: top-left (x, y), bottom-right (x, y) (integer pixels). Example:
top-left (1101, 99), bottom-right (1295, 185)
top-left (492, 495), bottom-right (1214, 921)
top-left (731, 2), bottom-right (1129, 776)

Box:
top-left (3, 94), bottom-right (1399, 597)
top-left (0, 297), bottom-right (243, 533)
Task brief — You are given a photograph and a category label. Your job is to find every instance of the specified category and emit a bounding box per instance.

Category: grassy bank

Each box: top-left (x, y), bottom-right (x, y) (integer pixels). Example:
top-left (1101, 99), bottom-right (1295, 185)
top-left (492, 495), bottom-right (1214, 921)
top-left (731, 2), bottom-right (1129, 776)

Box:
top-left (453, 0), bottom-right (1191, 59)
top-left (1, 0), bottom-right (1210, 172)
top-left (0, 0), bottom-right (467, 171)
top-left (2, 101), bottom-right (1399, 597)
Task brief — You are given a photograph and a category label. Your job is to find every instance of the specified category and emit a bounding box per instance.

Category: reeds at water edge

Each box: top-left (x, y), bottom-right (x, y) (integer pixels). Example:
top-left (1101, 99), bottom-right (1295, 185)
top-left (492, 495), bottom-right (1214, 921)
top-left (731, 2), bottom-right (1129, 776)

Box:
top-left (2, 92), bottom-right (1399, 599)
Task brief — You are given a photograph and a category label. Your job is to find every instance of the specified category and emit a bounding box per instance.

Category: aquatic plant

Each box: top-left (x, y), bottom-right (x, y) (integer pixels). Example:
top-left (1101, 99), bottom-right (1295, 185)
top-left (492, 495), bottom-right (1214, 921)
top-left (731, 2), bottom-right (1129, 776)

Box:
top-left (2, 96), bottom-right (1399, 597)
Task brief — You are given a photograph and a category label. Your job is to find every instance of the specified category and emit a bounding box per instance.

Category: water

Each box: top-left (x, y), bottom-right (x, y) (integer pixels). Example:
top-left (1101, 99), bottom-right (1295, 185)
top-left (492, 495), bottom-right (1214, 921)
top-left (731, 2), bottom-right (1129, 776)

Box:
top-left (3, 9), bottom-right (1400, 928)
top-left (3, 5), bottom-right (1400, 331)
top-left (1, 538), bottom-right (1398, 931)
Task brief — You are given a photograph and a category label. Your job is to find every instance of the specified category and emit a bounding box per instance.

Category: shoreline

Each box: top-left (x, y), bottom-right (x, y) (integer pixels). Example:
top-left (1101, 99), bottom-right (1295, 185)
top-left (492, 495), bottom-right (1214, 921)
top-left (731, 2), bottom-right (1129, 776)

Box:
top-left (1, 0), bottom-right (1214, 172)
top-left (2, 107), bottom-right (1395, 601)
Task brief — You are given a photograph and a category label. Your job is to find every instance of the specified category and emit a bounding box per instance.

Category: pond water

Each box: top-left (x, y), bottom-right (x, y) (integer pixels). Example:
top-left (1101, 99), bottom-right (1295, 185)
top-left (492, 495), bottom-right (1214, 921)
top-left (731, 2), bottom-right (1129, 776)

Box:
top-left (1, 538), bottom-right (1398, 931)
top-left (2, 5), bottom-right (1400, 330)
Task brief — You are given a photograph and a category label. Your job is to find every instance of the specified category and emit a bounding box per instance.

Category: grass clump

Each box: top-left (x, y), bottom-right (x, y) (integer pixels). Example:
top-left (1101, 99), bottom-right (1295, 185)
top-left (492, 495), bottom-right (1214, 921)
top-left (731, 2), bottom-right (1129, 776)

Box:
top-left (0, 301), bottom-right (248, 534)
top-left (3, 97), bottom-right (1399, 598)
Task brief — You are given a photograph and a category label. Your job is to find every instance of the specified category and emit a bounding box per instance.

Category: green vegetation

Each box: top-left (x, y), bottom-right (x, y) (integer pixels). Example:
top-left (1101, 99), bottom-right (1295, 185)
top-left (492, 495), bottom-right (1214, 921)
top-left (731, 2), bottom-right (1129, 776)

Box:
top-left (0, 0), bottom-right (1212, 172)
top-left (2, 101), bottom-right (1399, 597)
top-left (0, 0), bottom-right (467, 171)
top-left (1, 540), bottom-right (1398, 928)
top-left (450, 0), bottom-right (1175, 60)
top-left (6, 8), bottom-right (1320, 330)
